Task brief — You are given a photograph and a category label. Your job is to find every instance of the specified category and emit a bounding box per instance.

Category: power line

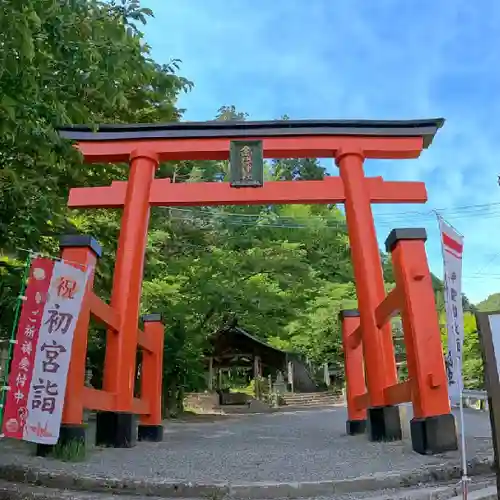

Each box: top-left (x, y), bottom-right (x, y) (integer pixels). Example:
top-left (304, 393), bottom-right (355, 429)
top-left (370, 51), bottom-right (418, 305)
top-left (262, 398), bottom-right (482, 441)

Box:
top-left (161, 201), bottom-right (500, 283)
top-left (158, 220), bottom-right (497, 283)
top-left (165, 199), bottom-right (500, 220)
top-left (163, 207), bottom-right (500, 229)
top-left (375, 201), bottom-right (500, 217)
top-left (169, 200), bottom-right (500, 217)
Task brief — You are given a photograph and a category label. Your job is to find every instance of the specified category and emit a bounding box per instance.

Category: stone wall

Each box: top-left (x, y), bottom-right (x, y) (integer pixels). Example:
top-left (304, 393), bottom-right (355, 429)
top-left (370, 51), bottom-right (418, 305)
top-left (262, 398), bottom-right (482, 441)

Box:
top-left (184, 392), bottom-right (219, 412)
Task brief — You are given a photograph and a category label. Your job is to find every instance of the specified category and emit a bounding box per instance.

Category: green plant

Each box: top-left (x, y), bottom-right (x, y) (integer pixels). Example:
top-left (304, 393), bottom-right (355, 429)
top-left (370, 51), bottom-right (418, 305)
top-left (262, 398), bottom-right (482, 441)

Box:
top-left (50, 440), bottom-right (86, 462)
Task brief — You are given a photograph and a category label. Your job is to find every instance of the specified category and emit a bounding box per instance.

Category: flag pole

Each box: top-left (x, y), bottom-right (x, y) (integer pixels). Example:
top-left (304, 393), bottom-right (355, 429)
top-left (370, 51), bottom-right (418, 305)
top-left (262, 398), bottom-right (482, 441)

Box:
top-left (457, 357), bottom-right (470, 499)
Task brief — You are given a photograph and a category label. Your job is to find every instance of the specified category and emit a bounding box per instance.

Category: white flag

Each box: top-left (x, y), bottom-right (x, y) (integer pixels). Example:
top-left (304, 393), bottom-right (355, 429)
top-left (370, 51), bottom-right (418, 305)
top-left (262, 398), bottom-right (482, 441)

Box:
top-left (438, 217), bottom-right (464, 406)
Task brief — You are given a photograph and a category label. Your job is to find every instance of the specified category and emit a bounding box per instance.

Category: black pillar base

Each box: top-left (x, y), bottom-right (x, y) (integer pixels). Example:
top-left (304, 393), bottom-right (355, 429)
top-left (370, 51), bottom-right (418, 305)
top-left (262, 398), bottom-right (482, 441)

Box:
top-left (95, 411), bottom-right (137, 448)
top-left (367, 405), bottom-right (402, 441)
top-left (138, 424), bottom-right (164, 442)
top-left (410, 413), bottom-right (458, 455)
top-left (36, 424), bottom-right (86, 457)
top-left (346, 419), bottom-right (367, 436)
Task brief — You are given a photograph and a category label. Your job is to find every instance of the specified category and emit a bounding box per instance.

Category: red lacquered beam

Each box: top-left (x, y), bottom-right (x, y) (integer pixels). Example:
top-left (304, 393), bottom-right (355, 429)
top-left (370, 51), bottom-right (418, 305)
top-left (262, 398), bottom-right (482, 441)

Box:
top-left (73, 135), bottom-right (425, 163)
top-left (68, 177), bottom-right (427, 209)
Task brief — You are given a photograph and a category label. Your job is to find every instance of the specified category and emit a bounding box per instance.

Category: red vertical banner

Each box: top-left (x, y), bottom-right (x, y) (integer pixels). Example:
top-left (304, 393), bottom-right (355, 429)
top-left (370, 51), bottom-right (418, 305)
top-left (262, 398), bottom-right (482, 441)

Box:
top-left (24, 259), bottom-right (89, 443)
top-left (1, 257), bottom-right (54, 439)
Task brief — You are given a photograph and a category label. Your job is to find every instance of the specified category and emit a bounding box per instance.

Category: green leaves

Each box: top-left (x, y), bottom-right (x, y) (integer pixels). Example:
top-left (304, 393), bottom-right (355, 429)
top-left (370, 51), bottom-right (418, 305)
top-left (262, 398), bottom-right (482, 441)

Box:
top-left (440, 312), bottom-right (483, 389)
top-left (141, 179), bottom-right (357, 377)
top-left (0, 0), bottom-right (191, 338)
top-left (0, 0), bottom-right (191, 250)
top-left (477, 293), bottom-right (500, 312)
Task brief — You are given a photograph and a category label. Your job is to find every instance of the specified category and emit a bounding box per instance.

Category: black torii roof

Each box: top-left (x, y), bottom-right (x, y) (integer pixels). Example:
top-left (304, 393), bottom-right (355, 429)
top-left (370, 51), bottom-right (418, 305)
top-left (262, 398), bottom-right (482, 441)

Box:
top-left (58, 118), bottom-right (444, 148)
top-left (207, 326), bottom-right (293, 370)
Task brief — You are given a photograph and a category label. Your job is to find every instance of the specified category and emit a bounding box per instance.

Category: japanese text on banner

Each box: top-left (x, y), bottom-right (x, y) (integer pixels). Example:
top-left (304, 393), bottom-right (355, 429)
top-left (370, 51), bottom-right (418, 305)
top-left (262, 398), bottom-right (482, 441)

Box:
top-left (439, 218), bottom-right (464, 405)
top-left (1, 257), bottom-right (54, 439)
top-left (23, 260), bottom-right (89, 444)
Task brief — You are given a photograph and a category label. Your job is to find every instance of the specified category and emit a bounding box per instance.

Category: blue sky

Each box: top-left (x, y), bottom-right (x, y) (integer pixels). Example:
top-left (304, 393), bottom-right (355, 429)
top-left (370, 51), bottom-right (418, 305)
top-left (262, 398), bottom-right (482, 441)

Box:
top-left (141, 0), bottom-right (500, 304)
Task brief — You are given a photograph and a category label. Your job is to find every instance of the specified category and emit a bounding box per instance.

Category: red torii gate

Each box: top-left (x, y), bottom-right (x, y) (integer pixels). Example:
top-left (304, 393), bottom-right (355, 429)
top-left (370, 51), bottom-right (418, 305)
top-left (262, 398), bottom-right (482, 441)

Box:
top-left (53, 119), bottom-right (457, 455)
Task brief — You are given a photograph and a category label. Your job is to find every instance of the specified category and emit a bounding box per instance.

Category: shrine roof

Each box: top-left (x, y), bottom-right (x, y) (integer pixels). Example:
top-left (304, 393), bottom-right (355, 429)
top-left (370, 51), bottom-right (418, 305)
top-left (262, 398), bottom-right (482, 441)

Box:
top-left (59, 118), bottom-right (444, 148)
top-left (207, 326), bottom-right (296, 369)
top-left (210, 326), bottom-right (290, 355)
top-left (231, 326), bottom-right (289, 354)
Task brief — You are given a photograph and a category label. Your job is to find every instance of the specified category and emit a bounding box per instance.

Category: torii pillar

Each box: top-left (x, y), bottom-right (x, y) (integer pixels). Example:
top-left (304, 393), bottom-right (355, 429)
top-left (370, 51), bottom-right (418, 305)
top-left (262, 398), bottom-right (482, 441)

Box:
top-left (337, 150), bottom-right (400, 439)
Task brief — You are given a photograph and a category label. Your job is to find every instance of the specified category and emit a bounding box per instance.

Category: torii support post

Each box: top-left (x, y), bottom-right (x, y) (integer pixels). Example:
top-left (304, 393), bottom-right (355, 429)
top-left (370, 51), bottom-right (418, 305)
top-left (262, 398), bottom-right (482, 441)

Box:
top-left (138, 314), bottom-right (165, 442)
top-left (344, 228), bottom-right (457, 453)
top-left (336, 150), bottom-right (400, 441)
top-left (100, 149), bottom-right (159, 442)
top-left (35, 233), bottom-right (166, 455)
top-left (340, 310), bottom-right (367, 435)
top-left (386, 229), bottom-right (457, 454)
top-left (36, 235), bottom-right (102, 457)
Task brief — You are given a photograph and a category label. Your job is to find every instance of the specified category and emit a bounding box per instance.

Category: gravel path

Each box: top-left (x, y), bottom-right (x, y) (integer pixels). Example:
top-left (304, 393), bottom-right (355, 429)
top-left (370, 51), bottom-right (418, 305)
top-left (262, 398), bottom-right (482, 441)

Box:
top-left (0, 406), bottom-right (493, 484)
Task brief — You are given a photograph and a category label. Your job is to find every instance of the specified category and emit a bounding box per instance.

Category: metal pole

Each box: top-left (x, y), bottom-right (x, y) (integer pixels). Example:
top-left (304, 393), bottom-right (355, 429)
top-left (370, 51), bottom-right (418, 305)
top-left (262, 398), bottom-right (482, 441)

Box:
top-left (457, 358), bottom-right (470, 499)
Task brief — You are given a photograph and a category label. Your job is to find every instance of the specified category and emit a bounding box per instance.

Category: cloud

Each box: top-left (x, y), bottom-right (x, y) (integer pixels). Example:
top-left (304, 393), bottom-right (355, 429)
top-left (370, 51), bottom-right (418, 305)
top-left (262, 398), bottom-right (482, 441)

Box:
top-left (142, 0), bottom-right (500, 303)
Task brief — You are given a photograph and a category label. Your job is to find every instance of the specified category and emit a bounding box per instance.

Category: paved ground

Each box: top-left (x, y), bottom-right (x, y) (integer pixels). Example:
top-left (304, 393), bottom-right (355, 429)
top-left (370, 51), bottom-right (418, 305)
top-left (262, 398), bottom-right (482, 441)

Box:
top-left (0, 405), bottom-right (493, 484)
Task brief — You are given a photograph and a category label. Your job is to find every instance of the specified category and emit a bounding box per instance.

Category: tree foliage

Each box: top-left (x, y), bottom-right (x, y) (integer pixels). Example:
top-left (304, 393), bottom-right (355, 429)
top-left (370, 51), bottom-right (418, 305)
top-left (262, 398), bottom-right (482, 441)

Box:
top-left (440, 312), bottom-right (483, 389)
top-left (477, 293), bottom-right (500, 313)
top-left (0, 0), bottom-right (191, 336)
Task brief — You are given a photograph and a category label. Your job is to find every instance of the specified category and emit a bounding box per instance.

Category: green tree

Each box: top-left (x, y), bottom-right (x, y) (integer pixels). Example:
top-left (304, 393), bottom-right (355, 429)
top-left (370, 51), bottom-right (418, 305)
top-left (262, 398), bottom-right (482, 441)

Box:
top-left (461, 313), bottom-right (483, 388)
top-left (440, 311), bottom-right (483, 389)
top-left (271, 158), bottom-right (326, 181)
top-left (0, 0), bottom-right (191, 337)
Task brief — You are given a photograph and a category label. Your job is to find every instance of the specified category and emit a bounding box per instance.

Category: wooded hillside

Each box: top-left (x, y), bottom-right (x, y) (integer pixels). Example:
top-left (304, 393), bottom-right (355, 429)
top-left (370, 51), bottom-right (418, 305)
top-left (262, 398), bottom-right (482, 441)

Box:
top-left (477, 293), bottom-right (500, 312)
top-left (0, 1), bottom-right (485, 413)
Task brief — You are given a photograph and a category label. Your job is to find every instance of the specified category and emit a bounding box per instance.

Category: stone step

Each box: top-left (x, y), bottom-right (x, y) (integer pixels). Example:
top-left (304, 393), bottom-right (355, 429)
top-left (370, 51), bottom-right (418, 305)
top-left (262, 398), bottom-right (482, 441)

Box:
top-left (283, 392), bottom-right (341, 396)
top-left (284, 401), bottom-right (341, 407)
top-left (0, 480), bottom-right (170, 499)
top-left (283, 397), bottom-right (341, 402)
top-left (217, 400), bottom-right (274, 414)
top-left (283, 394), bottom-right (338, 398)
top-left (283, 396), bottom-right (337, 399)
top-left (282, 392), bottom-right (343, 405)
top-left (283, 398), bottom-right (342, 407)
top-left (0, 476), bottom-right (495, 500)
top-left (283, 394), bottom-right (340, 399)
top-left (284, 393), bottom-right (336, 396)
